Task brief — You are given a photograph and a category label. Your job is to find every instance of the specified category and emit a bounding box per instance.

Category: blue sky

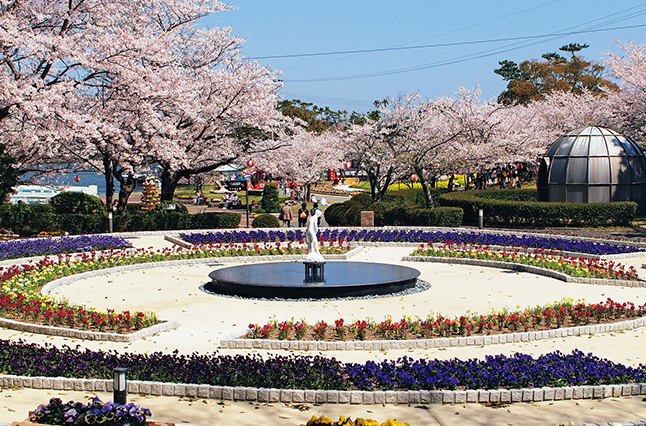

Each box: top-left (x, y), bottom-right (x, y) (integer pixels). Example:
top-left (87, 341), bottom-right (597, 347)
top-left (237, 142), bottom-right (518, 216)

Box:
top-left (201, 1), bottom-right (646, 112)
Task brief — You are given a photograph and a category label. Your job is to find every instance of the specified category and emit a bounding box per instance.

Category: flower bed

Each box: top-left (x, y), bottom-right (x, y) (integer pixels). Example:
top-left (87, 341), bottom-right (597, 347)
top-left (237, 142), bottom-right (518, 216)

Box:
top-left (0, 339), bottom-right (643, 391)
top-left (245, 298), bottom-right (646, 341)
top-left (30, 397), bottom-right (151, 426)
top-left (180, 229), bottom-right (643, 255)
top-left (412, 244), bottom-right (640, 281)
top-left (0, 243), bottom-right (353, 334)
top-left (0, 235), bottom-right (132, 261)
top-left (301, 416), bottom-right (408, 426)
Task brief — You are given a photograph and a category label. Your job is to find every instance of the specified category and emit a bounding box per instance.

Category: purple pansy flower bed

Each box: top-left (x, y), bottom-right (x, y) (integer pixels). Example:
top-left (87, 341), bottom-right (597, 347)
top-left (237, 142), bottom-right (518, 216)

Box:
top-left (180, 229), bottom-right (643, 255)
top-left (31, 397), bottom-right (151, 426)
top-left (0, 235), bottom-right (132, 261)
top-left (1, 339), bottom-right (643, 391)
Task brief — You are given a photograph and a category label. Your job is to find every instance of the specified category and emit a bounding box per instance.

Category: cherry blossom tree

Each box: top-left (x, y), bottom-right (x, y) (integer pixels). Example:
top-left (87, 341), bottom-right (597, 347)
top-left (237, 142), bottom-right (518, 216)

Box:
top-left (1, 0), bottom-right (287, 212)
top-left (341, 115), bottom-right (408, 203)
top-left (604, 40), bottom-right (646, 142)
top-left (256, 128), bottom-right (343, 201)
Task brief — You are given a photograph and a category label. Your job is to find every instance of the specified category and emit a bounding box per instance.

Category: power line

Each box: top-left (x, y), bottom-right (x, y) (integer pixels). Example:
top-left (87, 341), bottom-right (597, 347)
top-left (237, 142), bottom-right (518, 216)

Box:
top-left (249, 23), bottom-right (646, 61)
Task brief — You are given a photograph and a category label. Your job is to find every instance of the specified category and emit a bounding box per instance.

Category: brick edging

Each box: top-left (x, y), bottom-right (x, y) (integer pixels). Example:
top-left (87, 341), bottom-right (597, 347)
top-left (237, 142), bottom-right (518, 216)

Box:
top-left (0, 374), bottom-right (643, 405)
top-left (403, 255), bottom-right (646, 287)
top-left (219, 316), bottom-right (646, 351)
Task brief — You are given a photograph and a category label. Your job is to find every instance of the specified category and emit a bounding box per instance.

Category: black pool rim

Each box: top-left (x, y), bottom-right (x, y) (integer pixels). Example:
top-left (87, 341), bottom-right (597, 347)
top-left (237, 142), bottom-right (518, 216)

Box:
top-left (206, 261), bottom-right (421, 299)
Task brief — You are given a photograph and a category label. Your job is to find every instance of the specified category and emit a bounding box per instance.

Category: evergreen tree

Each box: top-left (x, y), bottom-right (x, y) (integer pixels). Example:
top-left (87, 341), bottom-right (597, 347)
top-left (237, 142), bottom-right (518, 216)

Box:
top-left (260, 182), bottom-right (280, 213)
top-left (494, 43), bottom-right (618, 105)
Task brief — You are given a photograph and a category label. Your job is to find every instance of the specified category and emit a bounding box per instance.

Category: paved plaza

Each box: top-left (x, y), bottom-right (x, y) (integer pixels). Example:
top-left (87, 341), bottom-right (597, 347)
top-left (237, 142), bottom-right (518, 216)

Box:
top-left (0, 234), bottom-right (645, 425)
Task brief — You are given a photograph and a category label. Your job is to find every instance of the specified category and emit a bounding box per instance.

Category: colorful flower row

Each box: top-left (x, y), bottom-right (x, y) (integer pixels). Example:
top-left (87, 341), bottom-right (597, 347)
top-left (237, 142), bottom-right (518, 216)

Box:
top-left (247, 298), bottom-right (646, 341)
top-left (411, 243), bottom-right (640, 281)
top-left (301, 416), bottom-right (408, 426)
top-left (180, 229), bottom-right (643, 255)
top-left (0, 338), bottom-right (643, 391)
top-left (0, 234), bottom-right (132, 261)
top-left (0, 242), bottom-right (345, 334)
top-left (31, 397), bottom-right (151, 426)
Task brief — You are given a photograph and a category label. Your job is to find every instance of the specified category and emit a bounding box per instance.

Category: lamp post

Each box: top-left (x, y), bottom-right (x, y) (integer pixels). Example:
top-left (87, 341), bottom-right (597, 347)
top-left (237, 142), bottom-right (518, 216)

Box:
top-left (113, 367), bottom-right (127, 404)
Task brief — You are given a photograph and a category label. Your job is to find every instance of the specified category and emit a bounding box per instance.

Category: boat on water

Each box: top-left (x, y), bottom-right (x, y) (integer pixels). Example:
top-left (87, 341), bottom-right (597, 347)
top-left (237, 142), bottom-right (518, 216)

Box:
top-left (9, 185), bottom-right (98, 204)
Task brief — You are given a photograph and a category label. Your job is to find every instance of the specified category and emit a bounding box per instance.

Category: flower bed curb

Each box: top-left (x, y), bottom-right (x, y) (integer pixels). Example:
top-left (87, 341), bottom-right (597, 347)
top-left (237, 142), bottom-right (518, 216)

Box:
top-left (0, 316), bottom-right (179, 342)
top-left (219, 315), bottom-right (646, 351)
top-left (0, 250), bottom-right (365, 341)
top-left (40, 248), bottom-right (364, 296)
top-left (0, 374), bottom-right (643, 406)
top-left (402, 255), bottom-right (646, 287)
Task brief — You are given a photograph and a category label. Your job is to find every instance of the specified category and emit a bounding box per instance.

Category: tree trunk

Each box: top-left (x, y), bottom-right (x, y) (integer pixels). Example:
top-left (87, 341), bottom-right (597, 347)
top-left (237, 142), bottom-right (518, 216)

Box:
top-left (113, 169), bottom-right (138, 215)
top-left (101, 154), bottom-right (115, 213)
top-left (160, 168), bottom-right (180, 202)
top-left (414, 166), bottom-right (434, 209)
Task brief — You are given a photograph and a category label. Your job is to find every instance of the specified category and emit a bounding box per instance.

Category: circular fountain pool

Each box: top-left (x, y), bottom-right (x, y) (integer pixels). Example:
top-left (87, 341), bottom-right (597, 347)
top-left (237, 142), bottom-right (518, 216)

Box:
top-left (207, 261), bottom-right (421, 299)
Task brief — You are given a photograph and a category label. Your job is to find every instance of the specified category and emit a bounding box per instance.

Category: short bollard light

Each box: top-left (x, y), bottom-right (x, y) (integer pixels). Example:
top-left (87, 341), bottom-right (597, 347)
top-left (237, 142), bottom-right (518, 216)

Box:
top-left (113, 367), bottom-right (127, 404)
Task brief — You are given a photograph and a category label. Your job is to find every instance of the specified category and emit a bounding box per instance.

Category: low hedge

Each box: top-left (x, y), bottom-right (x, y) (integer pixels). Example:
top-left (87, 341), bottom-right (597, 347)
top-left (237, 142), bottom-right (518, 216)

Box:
top-left (439, 190), bottom-right (636, 227)
top-left (383, 205), bottom-right (463, 227)
top-left (324, 200), bottom-right (463, 227)
top-left (324, 188), bottom-right (460, 227)
top-left (251, 213), bottom-right (280, 228)
top-left (0, 204), bottom-right (240, 235)
top-left (114, 211), bottom-right (241, 231)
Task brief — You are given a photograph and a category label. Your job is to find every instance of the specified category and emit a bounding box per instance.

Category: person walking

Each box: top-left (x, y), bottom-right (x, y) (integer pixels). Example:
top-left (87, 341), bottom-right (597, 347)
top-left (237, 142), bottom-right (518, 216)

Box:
top-left (297, 202), bottom-right (309, 227)
top-left (310, 202), bottom-right (321, 226)
top-left (280, 201), bottom-right (293, 227)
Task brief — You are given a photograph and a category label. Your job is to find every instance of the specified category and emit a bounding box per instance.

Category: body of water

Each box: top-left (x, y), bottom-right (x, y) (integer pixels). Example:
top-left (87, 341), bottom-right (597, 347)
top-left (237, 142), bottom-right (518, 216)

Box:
top-left (18, 171), bottom-right (146, 196)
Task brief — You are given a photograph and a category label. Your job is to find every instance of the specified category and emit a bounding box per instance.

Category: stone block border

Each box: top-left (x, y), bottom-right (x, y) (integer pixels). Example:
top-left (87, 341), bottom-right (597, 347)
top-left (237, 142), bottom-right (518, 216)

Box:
top-left (0, 249), bottom-right (365, 342)
top-left (403, 255), bottom-right (646, 287)
top-left (219, 315), bottom-right (646, 351)
top-left (0, 374), bottom-right (643, 406)
top-left (0, 317), bottom-right (179, 342)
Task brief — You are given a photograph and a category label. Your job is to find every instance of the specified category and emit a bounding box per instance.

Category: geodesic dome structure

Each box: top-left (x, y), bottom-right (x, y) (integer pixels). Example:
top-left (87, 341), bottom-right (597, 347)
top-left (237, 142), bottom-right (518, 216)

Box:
top-left (537, 126), bottom-right (646, 212)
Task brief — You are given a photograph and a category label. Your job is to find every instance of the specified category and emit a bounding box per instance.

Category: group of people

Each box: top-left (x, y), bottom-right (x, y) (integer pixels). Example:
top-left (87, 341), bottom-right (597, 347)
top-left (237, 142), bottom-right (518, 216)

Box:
top-left (280, 201), bottom-right (322, 228)
top-left (220, 193), bottom-right (241, 209)
top-left (193, 191), bottom-right (207, 205)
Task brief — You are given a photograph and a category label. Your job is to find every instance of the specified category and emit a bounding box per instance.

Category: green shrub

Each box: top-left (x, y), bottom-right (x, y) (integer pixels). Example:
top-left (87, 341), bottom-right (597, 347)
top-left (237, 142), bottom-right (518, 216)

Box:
top-left (407, 206), bottom-right (464, 227)
top-left (115, 211), bottom-right (241, 232)
top-left (251, 213), bottom-right (280, 228)
top-left (50, 192), bottom-right (106, 216)
top-left (367, 201), bottom-right (394, 226)
top-left (192, 212), bottom-right (241, 229)
top-left (343, 204), bottom-right (363, 226)
top-left (383, 205), bottom-right (409, 226)
top-left (324, 203), bottom-right (349, 226)
top-left (57, 214), bottom-right (108, 234)
top-left (439, 190), bottom-right (636, 227)
top-left (349, 192), bottom-right (372, 207)
top-left (0, 204), bottom-right (57, 236)
top-left (473, 188), bottom-right (538, 202)
top-left (260, 183), bottom-right (280, 213)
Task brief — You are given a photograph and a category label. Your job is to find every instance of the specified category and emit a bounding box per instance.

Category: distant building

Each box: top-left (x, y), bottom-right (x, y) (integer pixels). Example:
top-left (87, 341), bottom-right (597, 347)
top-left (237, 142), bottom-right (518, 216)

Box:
top-left (537, 126), bottom-right (646, 212)
top-left (9, 185), bottom-right (98, 205)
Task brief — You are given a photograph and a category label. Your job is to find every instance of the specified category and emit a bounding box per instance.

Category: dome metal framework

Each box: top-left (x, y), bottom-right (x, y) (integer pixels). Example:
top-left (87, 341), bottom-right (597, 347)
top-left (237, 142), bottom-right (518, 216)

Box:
top-left (537, 126), bottom-right (646, 212)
